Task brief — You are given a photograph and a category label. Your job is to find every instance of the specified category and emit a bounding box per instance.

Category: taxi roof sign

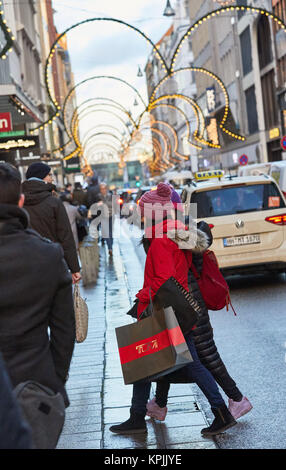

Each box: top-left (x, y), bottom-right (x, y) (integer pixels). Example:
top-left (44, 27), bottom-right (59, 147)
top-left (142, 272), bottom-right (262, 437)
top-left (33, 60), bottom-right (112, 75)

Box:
top-left (195, 170), bottom-right (224, 180)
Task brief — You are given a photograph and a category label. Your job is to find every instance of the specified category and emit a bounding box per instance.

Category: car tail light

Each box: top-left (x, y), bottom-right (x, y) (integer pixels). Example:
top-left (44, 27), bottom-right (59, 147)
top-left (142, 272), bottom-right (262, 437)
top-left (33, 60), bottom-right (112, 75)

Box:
top-left (117, 198), bottom-right (123, 205)
top-left (265, 214), bottom-right (286, 225)
top-left (208, 224), bottom-right (214, 229)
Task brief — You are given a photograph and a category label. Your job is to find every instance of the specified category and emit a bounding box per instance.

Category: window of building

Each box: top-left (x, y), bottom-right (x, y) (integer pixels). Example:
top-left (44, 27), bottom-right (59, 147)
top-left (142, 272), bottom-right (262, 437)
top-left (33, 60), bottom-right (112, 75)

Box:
top-left (257, 15), bottom-right (273, 70)
top-left (239, 26), bottom-right (253, 76)
top-left (245, 86), bottom-right (259, 135)
top-left (261, 69), bottom-right (279, 130)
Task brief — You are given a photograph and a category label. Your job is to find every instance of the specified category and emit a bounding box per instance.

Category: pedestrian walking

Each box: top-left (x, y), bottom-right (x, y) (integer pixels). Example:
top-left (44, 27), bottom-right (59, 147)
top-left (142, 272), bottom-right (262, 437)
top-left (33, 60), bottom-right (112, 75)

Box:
top-left (86, 174), bottom-right (100, 208)
top-left (110, 183), bottom-right (237, 436)
top-left (61, 193), bottom-right (85, 250)
top-left (0, 163), bottom-right (76, 446)
top-left (97, 182), bottom-right (117, 256)
top-left (22, 162), bottom-right (81, 284)
top-left (73, 182), bottom-right (87, 207)
top-left (0, 352), bottom-right (33, 449)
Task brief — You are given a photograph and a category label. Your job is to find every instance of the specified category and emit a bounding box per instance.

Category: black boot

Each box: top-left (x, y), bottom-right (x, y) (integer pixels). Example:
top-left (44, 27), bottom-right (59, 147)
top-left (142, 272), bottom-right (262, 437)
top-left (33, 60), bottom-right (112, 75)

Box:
top-left (201, 404), bottom-right (237, 436)
top-left (109, 410), bottom-right (147, 435)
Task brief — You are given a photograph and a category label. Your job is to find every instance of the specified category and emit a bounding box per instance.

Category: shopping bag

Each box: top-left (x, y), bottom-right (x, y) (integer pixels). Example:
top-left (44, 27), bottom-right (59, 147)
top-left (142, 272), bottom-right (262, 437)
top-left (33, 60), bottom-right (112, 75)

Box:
top-left (73, 284), bottom-right (89, 343)
top-left (115, 306), bottom-right (193, 385)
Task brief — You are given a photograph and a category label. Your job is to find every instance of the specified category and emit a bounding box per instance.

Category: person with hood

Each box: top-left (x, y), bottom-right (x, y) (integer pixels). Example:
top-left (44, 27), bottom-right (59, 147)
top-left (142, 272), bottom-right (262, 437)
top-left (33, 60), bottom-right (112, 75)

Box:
top-left (110, 183), bottom-right (236, 436)
top-left (86, 174), bottom-right (100, 209)
top-left (22, 162), bottom-right (81, 284)
top-left (0, 163), bottom-right (75, 422)
top-left (146, 192), bottom-right (253, 424)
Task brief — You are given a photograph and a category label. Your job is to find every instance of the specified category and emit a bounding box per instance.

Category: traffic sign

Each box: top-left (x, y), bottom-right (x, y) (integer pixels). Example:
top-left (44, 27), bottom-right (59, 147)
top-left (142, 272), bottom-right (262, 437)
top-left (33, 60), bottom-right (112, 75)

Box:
top-left (281, 135), bottom-right (286, 151)
top-left (239, 154), bottom-right (248, 166)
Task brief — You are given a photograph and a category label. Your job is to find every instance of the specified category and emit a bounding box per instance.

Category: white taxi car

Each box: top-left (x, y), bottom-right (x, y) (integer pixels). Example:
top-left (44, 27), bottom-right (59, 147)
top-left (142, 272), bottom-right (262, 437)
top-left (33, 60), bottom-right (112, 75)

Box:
top-left (181, 170), bottom-right (286, 276)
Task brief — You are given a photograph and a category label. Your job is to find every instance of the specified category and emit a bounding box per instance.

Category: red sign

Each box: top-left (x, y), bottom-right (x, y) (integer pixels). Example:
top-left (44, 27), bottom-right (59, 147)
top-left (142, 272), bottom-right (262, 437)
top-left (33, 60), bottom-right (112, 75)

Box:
top-left (239, 154), bottom-right (248, 166)
top-left (0, 113), bottom-right (12, 133)
top-left (281, 136), bottom-right (286, 151)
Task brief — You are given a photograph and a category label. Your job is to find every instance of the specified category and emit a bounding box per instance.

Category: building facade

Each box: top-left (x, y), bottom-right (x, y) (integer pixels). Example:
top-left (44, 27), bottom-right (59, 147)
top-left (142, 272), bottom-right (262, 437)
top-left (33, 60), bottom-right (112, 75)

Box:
top-left (0, 0), bottom-right (77, 184)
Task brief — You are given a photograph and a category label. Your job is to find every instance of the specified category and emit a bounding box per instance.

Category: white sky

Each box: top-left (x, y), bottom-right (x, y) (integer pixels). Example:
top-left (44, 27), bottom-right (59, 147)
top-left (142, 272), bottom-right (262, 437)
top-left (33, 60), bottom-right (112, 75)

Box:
top-left (52, 0), bottom-right (174, 160)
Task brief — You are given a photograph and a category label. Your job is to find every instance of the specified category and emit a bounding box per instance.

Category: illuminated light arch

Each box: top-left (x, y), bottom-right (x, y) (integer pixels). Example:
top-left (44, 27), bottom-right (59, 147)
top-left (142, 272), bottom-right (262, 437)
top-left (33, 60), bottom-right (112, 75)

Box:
top-left (81, 124), bottom-right (125, 147)
top-left (148, 102), bottom-right (201, 152)
top-left (59, 108), bottom-right (134, 159)
top-left (150, 69), bottom-right (244, 143)
top-left (148, 96), bottom-right (205, 149)
top-left (139, 120), bottom-right (187, 161)
top-left (83, 132), bottom-right (123, 152)
top-left (150, 128), bottom-right (170, 168)
top-left (63, 75), bottom-right (145, 138)
top-left (170, 6), bottom-right (286, 73)
top-left (85, 143), bottom-right (120, 163)
top-left (148, 93), bottom-right (212, 147)
top-left (33, 18), bottom-right (167, 132)
top-left (69, 97), bottom-right (137, 135)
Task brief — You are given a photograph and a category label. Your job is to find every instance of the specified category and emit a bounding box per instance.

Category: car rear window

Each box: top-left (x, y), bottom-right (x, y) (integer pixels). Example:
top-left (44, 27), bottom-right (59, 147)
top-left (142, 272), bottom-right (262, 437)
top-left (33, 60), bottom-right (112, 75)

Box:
top-left (191, 183), bottom-right (286, 218)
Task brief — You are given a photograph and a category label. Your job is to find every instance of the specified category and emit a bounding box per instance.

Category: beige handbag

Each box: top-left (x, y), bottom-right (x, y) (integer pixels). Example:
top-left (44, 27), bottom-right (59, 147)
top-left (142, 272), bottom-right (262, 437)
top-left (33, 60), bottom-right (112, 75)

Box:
top-left (73, 284), bottom-right (89, 343)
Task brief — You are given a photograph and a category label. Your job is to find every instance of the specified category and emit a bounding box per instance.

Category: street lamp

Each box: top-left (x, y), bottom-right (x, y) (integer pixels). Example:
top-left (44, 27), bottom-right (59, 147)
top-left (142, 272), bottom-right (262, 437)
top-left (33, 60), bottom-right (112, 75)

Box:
top-left (163, 0), bottom-right (175, 17)
top-left (134, 98), bottom-right (138, 106)
top-left (137, 65), bottom-right (143, 77)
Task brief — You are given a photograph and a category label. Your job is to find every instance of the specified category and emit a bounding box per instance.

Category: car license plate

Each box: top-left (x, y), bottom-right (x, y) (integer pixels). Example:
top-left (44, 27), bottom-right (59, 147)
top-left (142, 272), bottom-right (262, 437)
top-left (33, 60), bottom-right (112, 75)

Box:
top-left (223, 234), bottom-right (261, 247)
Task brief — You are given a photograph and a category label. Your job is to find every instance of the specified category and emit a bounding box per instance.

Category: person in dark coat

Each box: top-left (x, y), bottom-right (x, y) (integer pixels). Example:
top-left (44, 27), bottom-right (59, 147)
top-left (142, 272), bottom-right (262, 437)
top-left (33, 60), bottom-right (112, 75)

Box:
top-left (0, 352), bottom-right (33, 449)
top-left (73, 182), bottom-right (87, 207)
top-left (22, 162), bottom-right (81, 284)
top-left (86, 175), bottom-right (100, 209)
top-left (0, 163), bottom-right (76, 409)
top-left (146, 217), bottom-right (253, 422)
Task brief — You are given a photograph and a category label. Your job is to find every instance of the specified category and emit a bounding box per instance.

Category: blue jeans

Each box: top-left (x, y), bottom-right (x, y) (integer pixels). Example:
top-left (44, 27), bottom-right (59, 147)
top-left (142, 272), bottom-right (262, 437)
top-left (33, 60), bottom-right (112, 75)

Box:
top-left (131, 332), bottom-right (225, 415)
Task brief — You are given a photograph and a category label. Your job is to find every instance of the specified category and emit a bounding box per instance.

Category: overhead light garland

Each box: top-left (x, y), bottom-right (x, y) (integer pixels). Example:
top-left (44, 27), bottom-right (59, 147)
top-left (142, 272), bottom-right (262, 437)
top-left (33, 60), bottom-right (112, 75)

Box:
top-left (0, 3), bottom-right (15, 60)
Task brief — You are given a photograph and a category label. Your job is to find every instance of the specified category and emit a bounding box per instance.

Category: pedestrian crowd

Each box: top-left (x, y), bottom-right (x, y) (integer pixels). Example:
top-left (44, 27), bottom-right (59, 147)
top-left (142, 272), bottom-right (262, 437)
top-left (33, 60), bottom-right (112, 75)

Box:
top-left (0, 162), bottom-right (252, 449)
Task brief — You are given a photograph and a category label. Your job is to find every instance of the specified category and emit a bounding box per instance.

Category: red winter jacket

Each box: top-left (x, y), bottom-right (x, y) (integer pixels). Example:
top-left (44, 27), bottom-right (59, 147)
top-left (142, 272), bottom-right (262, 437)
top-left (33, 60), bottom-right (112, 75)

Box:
top-left (136, 219), bottom-right (193, 319)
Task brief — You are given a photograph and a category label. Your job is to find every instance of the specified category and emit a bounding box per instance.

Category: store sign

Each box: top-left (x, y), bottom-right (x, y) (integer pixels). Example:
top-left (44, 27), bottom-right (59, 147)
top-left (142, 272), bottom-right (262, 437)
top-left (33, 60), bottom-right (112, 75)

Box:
top-left (0, 130), bottom-right (25, 138)
top-left (0, 135), bottom-right (39, 150)
top-left (0, 113), bottom-right (12, 133)
top-left (269, 127), bottom-right (280, 140)
top-left (206, 87), bottom-right (216, 113)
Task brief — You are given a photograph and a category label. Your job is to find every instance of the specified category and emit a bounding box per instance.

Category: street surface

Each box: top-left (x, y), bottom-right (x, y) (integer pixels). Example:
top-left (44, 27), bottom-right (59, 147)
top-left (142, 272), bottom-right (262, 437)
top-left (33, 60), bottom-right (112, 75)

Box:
top-left (126, 220), bottom-right (286, 450)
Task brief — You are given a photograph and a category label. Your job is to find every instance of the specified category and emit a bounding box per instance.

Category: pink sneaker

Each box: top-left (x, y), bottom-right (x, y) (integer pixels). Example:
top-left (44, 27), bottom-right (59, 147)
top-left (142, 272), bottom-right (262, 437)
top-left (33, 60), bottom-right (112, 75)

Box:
top-left (146, 397), bottom-right (167, 421)
top-left (228, 396), bottom-right (253, 419)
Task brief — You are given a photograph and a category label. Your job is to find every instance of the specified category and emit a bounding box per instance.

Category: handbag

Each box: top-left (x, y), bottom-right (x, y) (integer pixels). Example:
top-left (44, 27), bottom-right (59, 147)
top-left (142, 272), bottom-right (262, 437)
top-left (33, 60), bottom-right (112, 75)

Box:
top-left (116, 301), bottom-right (193, 385)
top-left (155, 277), bottom-right (204, 335)
top-left (14, 381), bottom-right (65, 449)
top-left (73, 283), bottom-right (89, 343)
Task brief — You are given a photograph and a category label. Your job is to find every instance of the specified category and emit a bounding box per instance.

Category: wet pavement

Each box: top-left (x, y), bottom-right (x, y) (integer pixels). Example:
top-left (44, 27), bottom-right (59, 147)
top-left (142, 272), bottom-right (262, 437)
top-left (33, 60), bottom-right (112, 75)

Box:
top-left (57, 220), bottom-right (216, 450)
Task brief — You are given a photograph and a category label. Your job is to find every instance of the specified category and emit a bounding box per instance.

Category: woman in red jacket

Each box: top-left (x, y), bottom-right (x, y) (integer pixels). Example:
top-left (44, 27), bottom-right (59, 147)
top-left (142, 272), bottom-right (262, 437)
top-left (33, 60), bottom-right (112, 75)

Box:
top-left (110, 183), bottom-right (236, 436)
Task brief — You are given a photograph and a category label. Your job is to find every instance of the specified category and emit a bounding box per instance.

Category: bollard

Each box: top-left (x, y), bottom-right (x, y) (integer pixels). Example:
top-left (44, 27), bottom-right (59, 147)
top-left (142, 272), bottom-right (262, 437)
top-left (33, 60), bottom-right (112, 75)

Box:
top-left (79, 234), bottom-right (99, 286)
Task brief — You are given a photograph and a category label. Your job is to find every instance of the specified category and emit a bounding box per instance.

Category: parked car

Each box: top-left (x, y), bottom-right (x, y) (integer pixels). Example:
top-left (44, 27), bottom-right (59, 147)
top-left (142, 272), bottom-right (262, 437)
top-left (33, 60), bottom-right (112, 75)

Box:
top-left (181, 171), bottom-right (286, 276)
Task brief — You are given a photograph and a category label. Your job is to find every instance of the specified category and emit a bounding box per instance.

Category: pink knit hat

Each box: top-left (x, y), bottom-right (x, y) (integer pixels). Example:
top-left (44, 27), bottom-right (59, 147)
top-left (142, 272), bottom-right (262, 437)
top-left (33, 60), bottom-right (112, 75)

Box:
top-left (138, 183), bottom-right (173, 219)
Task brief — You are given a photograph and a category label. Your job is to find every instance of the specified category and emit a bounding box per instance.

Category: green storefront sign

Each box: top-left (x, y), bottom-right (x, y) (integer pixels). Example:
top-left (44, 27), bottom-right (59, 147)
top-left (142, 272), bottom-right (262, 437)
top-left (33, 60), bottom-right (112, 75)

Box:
top-left (0, 130), bottom-right (25, 138)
